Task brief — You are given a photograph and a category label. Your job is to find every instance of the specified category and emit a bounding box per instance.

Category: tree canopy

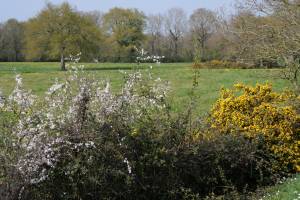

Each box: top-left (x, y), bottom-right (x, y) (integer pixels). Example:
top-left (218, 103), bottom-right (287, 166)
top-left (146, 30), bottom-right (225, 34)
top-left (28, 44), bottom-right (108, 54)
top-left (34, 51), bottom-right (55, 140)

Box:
top-left (0, 19), bottom-right (24, 61)
top-left (0, 1), bottom-right (299, 68)
top-left (24, 3), bottom-right (103, 70)
top-left (101, 8), bottom-right (146, 62)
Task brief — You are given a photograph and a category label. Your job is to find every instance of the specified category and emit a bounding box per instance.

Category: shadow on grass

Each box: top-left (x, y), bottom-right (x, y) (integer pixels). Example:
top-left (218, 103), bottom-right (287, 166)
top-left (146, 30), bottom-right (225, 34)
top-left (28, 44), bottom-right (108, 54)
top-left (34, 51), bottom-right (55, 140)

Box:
top-left (0, 67), bottom-right (138, 74)
top-left (82, 65), bottom-right (151, 71)
top-left (84, 67), bottom-right (134, 71)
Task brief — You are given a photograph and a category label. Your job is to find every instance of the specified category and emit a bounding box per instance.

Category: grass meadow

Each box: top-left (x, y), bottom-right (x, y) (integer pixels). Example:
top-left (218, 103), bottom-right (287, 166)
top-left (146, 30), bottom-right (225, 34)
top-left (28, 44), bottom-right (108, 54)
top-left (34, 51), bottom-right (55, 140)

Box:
top-left (258, 174), bottom-right (300, 200)
top-left (0, 62), bottom-right (291, 114)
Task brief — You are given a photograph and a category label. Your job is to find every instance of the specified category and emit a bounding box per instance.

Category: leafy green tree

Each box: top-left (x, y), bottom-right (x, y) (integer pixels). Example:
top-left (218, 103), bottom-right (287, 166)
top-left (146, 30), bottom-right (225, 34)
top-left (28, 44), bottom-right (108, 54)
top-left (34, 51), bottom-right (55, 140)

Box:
top-left (0, 19), bottom-right (24, 61)
top-left (103, 8), bottom-right (146, 62)
top-left (24, 3), bottom-right (103, 70)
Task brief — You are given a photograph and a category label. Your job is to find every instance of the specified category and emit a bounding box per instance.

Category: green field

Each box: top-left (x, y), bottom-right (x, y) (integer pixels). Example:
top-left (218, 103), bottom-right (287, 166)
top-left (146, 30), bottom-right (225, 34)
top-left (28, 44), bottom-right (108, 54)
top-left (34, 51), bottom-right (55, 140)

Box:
top-left (0, 62), bottom-right (291, 114)
top-left (260, 174), bottom-right (300, 200)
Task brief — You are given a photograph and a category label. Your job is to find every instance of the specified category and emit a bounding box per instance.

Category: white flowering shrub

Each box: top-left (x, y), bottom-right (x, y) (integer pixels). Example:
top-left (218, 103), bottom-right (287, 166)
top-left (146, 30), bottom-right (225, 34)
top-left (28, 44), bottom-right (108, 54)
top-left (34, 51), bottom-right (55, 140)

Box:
top-left (135, 47), bottom-right (165, 64)
top-left (0, 66), bottom-right (170, 199)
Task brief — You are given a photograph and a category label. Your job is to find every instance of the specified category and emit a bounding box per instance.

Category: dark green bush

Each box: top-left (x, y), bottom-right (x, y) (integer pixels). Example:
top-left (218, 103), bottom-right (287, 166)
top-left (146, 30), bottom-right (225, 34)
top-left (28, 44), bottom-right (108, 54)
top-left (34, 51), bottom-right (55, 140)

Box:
top-left (176, 134), bottom-right (279, 197)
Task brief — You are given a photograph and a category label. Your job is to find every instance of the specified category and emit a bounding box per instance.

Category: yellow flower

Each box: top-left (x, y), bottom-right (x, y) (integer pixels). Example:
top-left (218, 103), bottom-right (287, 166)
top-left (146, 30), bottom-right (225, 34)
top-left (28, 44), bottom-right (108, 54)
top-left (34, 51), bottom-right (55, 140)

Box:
top-left (210, 83), bottom-right (300, 172)
top-left (130, 128), bottom-right (139, 137)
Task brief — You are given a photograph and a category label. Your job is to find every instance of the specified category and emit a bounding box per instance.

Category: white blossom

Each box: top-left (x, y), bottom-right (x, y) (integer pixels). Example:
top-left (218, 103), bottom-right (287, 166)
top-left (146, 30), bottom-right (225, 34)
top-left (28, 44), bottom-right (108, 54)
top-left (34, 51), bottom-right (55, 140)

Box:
top-left (2, 61), bottom-right (169, 188)
top-left (135, 47), bottom-right (165, 64)
top-left (47, 82), bottom-right (64, 95)
top-left (124, 158), bottom-right (132, 174)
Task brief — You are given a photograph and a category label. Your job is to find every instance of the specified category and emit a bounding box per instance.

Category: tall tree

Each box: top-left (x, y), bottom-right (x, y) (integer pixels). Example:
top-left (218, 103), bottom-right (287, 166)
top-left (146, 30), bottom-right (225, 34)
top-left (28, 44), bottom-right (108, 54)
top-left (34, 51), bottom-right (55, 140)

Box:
top-left (103, 8), bottom-right (146, 62)
top-left (164, 8), bottom-right (187, 61)
top-left (24, 3), bottom-right (103, 70)
top-left (85, 10), bottom-right (105, 28)
top-left (232, 0), bottom-right (300, 89)
top-left (146, 14), bottom-right (164, 55)
top-left (0, 22), bottom-right (4, 61)
top-left (0, 19), bottom-right (24, 61)
top-left (189, 8), bottom-right (217, 61)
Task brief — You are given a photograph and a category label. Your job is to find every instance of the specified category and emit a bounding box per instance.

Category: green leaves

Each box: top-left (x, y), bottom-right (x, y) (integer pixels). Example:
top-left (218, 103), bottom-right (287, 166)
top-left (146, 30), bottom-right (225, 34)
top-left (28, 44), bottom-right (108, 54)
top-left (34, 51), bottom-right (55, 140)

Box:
top-left (24, 3), bottom-right (103, 63)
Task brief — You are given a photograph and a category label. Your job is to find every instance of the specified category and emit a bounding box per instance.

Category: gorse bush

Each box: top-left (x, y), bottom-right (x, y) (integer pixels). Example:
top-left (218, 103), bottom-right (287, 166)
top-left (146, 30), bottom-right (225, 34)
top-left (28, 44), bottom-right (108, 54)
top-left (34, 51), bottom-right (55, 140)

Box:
top-left (210, 83), bottom-right (300, 172)
top-left (0, 67), bottom-right (297, 199)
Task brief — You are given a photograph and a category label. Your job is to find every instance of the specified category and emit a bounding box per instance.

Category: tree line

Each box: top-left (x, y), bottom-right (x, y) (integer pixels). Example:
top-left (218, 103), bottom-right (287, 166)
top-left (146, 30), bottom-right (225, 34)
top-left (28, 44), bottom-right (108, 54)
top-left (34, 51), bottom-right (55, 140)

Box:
top-left (0, 1), bottom-right (299, 70)
top-left (0, 3), bottom-right (225, 67)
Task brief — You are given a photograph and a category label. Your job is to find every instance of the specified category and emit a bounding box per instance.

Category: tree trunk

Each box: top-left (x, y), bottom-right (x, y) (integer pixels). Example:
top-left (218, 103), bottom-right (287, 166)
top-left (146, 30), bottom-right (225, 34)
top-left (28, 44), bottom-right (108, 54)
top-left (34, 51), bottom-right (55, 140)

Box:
top-left (14, 48), bottom-right (18, 62)
top-left (60, 52), bottom-right (66, 71)
top-left (201, 39), bottom-right (205, 62)
top-left (151, 40), bottom-right (155, 55)
top-left (174, 39), bottom-right (178, 60)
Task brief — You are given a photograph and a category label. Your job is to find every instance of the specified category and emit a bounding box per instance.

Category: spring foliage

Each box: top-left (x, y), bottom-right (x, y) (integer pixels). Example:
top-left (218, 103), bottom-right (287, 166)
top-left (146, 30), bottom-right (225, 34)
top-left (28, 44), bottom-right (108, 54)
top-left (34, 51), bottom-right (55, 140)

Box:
top-left (210, 83), bottom-right (300, 172)
top-left (0, 66), bottom-right (299, 199)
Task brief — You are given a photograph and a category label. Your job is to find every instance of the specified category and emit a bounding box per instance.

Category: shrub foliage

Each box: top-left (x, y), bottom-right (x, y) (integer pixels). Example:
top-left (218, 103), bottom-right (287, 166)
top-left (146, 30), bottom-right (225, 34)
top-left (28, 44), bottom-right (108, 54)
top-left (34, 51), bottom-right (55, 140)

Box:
top-left (210, 83), bottom-right (300, 172)
top-left (0, 69), bottom-right (298, 199)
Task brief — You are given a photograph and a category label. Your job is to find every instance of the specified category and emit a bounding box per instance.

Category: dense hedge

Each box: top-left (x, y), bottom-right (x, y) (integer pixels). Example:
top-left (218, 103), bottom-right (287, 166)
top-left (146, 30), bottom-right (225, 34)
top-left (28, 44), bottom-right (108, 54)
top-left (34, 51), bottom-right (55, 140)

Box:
top-left (0, 69), bottom-right (298, 199)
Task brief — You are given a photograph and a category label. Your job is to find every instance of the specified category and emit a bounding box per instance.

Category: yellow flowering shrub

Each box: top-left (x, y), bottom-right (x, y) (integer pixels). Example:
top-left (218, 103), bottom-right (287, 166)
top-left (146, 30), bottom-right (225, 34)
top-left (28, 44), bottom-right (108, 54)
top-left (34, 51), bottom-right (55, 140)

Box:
top-left (210, 83), bottom-right (300, 172)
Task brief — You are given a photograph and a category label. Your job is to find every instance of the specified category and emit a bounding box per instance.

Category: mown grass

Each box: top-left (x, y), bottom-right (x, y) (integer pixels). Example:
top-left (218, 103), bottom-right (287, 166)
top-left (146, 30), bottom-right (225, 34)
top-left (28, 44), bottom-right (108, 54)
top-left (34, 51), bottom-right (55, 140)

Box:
top-left (260, 174), bottom-right (300, 200)
top-left (0, 62), bottom-right (291, 114)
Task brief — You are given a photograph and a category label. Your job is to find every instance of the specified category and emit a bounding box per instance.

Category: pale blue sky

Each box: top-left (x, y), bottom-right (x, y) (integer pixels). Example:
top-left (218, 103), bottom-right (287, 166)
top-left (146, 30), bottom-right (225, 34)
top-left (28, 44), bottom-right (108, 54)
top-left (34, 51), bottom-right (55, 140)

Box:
top-left (0, 0), bottom-right (235, 22)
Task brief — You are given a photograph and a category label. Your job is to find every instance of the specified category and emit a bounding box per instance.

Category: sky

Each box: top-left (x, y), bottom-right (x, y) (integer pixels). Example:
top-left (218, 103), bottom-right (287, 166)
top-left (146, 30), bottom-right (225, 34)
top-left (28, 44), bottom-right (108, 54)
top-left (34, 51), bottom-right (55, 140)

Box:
top-left (0, 0), bottom-right (235, 22)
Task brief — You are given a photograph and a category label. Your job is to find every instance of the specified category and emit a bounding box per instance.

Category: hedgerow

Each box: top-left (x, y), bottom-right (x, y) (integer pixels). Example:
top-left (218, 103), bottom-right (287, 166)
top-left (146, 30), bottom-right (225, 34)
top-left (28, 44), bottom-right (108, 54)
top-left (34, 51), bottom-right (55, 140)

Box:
top-left (192, 60), bottom-right (250, 69)
top-left (0, 66), bottom-right (298, 199)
